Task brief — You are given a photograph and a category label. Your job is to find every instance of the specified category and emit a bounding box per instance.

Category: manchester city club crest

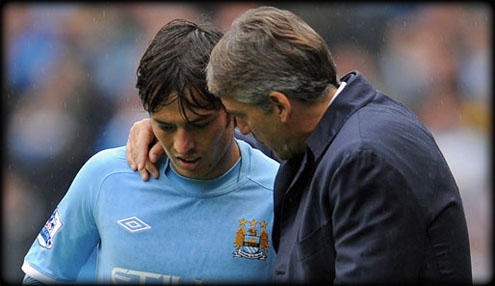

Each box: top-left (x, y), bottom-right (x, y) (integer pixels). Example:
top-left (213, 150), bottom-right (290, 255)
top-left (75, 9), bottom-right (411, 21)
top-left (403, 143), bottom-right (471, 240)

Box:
top-left (233, 218), bottom-right (269, 260)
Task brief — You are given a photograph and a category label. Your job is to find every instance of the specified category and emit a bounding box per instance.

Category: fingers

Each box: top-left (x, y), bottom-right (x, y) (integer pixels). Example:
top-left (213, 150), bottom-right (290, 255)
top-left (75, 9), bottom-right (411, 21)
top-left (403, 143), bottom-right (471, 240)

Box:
top-left (138, 164), bottom-right (150, 181)
top-left (126, 137), bottom-right (137, 171)
top-left (126, 118), bottom-right (163, 181)
top-left (135, 120), bottom-right (154, 171)
top-left (146, 142), bottom-right (164, 179)
top-left (146, 159), bottom-right (160, 179)
top-left (127, 119), bottom-right (148, 171)
top-left (138, 156), bottom-right (160, 181)
top-left (149, 142), bottom-right (165, 163)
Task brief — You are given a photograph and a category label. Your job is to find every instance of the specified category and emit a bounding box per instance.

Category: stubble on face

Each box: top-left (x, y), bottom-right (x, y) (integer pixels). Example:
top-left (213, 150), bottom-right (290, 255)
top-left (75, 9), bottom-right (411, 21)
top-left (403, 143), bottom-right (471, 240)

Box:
top-left (151, 97), bottom-right (239, 180)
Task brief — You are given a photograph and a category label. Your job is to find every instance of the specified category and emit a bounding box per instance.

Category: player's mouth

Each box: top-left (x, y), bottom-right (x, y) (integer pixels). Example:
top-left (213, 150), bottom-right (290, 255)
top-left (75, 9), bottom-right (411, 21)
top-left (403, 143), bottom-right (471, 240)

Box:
top-left (176, 157), bottom-right (201, 170)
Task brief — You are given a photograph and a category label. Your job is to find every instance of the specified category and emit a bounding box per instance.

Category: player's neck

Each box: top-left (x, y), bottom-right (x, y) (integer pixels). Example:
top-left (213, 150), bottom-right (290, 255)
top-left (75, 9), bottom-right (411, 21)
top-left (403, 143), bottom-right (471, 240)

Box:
top-left (209, 138), bottom-right (241, 180)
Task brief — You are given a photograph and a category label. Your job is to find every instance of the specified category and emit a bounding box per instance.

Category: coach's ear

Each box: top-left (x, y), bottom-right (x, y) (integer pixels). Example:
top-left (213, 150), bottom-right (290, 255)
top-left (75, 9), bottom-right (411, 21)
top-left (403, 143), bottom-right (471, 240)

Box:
top-left (269, 91), bottom-right (291, 123)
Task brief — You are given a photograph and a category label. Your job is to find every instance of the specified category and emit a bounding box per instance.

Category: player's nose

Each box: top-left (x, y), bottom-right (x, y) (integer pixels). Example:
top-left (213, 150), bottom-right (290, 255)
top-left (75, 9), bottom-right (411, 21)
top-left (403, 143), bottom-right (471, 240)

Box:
top-left (173, 128), bottom-right (195, 154)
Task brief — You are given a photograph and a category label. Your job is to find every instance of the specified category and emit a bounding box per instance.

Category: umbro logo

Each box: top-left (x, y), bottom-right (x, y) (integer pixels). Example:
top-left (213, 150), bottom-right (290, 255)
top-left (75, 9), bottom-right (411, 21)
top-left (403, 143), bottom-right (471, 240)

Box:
top-left (117, 216), bottom-right (151, 233)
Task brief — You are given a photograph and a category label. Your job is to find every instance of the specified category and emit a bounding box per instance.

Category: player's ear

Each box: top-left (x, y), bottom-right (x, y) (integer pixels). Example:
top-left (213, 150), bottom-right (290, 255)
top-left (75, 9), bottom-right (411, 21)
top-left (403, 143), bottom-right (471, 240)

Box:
top-left (268, 91), bottom-right (291, 123)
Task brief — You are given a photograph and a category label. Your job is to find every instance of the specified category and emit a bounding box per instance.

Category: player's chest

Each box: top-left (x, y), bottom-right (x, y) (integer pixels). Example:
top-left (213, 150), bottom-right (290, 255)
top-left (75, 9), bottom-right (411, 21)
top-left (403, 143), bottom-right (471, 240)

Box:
top-left (93, 192), bottom-right (275, 284)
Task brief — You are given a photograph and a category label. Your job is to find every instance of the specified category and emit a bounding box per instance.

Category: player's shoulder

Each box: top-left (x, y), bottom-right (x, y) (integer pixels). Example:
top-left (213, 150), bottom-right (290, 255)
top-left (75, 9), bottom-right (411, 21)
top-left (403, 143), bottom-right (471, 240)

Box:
top-left (237, 139), bottom-right (279, 190)
top-left (90, 145), bottom-right (127, 160)
top-left (238, 139), bottom-right (279, 169)
top-left (81, 146), bottom-right (131, 175)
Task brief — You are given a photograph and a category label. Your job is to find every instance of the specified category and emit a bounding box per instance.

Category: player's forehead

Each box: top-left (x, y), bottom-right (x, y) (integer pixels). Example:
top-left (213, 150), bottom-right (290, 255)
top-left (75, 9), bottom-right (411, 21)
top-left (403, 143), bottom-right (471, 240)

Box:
top-left (151, 99), bottom-right (217, 124)
top-left (160, 88), bottom-right (219, 116)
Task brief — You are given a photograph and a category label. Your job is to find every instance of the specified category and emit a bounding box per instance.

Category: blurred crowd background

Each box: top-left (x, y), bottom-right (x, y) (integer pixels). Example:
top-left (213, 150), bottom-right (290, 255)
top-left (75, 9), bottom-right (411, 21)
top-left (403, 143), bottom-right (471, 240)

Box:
top-left (2, 2), bottom-right (492, 284)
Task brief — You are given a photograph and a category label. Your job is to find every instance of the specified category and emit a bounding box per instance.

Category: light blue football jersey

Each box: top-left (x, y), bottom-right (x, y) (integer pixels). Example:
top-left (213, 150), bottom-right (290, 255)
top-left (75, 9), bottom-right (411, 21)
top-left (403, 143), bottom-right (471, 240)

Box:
top-left (22, 139), bottom-right (279, 284)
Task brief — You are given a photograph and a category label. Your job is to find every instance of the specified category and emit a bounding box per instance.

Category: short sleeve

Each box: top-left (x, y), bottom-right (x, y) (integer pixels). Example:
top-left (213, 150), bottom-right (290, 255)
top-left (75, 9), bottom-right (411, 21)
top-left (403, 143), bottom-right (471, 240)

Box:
top-left (22, 154), bottom-right (103, 282)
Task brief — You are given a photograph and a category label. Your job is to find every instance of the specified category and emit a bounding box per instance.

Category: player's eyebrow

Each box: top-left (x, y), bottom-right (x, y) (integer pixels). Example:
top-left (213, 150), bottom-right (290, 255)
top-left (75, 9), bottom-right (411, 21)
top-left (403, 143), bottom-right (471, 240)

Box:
top-left (153, 114), bottom-right (215, 125)
top-left (152, 118), bottom-right (172, 125)
top-left (188, 114), bottom-right (215, 124)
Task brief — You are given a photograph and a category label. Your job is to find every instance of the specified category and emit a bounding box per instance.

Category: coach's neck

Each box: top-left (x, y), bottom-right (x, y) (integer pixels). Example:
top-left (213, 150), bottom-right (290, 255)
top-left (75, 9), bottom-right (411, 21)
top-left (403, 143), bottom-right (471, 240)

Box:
top-left (269, 87), bottom-right (337, 157)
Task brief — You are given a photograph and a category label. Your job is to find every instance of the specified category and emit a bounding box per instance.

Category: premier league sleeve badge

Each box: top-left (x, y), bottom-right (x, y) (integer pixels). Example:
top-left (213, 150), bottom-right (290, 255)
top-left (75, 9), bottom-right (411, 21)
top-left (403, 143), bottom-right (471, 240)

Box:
top-left (37, 208), bottom-right (63, 249)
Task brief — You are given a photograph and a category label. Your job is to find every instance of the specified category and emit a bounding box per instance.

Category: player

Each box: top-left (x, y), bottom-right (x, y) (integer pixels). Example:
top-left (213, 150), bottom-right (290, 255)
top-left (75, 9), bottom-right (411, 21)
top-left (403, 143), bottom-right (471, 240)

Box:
top-left (21, 19), bottom-right (279, 284)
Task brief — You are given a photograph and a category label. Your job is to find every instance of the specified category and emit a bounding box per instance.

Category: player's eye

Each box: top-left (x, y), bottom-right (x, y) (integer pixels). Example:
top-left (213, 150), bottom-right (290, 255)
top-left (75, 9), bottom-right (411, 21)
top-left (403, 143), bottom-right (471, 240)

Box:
top-left (190, 120), bottom-right (210, 129)
top-left (159, 124), bottom-right (175, 132)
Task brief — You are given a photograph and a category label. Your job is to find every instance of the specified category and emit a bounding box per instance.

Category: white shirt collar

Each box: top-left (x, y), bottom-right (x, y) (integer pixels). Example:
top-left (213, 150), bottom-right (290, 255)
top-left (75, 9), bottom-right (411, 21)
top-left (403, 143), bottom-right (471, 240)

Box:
top-left (328, 81), bottom-right (347, 107)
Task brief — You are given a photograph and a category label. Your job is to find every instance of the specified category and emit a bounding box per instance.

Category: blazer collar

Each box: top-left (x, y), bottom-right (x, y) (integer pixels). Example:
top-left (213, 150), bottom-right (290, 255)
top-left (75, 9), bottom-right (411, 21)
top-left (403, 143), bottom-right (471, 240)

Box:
top-left (305, 70), bottom-right (377, 161)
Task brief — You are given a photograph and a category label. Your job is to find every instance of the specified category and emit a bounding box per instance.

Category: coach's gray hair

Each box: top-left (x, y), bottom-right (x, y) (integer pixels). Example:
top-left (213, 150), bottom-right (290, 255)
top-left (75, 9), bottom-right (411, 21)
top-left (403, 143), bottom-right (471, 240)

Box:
top-left (206, 6), bottom-right (338, 113)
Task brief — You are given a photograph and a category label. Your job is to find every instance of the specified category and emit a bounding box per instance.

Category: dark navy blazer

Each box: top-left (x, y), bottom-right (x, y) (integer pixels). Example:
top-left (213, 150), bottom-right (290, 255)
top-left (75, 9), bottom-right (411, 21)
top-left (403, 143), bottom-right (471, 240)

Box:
top-left (268, 71), bottom-right (472, 284)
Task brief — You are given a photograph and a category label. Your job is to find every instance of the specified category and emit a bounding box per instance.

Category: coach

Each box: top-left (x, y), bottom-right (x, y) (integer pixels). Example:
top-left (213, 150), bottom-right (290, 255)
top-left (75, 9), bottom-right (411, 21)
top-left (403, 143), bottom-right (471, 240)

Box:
top-left (128, 6), bottom-right (472, 284)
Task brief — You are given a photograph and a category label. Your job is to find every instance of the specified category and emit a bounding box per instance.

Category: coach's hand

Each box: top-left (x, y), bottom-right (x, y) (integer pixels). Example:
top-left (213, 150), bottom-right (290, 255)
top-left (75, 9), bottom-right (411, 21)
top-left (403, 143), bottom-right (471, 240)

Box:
top-left (126, 118), bottom-right (164, 181)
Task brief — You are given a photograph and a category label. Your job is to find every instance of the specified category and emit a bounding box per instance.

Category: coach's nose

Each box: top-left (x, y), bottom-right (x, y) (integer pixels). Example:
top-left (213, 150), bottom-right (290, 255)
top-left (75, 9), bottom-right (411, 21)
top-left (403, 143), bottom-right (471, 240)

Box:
top-left (235, 117), bottom-right (251, 135)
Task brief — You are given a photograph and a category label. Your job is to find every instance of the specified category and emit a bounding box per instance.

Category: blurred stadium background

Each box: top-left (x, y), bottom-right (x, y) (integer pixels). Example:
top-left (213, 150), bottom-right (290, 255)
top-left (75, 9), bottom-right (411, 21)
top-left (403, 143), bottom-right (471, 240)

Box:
top-left (2, 2), bottom-right (492, 284)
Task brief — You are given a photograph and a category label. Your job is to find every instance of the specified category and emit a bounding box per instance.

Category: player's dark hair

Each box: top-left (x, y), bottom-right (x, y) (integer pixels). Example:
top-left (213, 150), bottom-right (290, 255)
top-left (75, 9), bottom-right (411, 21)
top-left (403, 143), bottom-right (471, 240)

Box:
top-left (136, 19), bottom-right (224, 123)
